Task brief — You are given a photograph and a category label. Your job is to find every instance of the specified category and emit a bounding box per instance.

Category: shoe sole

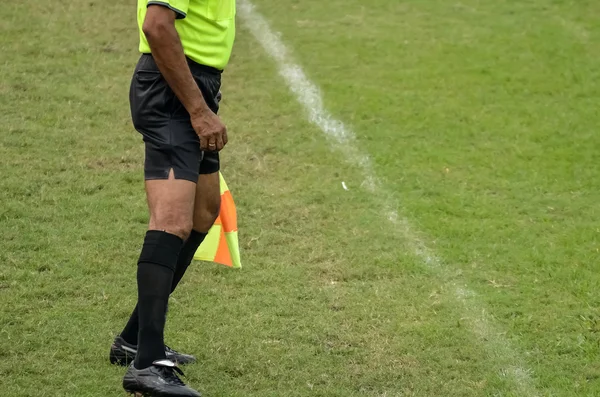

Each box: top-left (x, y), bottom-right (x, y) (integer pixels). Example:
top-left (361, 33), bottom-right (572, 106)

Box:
top-left (125, 389), bottom-right (201, 397)
top-left (125, 389), bottom-right (155, 397)
top-left (126, 392), bottom-right (160, 397)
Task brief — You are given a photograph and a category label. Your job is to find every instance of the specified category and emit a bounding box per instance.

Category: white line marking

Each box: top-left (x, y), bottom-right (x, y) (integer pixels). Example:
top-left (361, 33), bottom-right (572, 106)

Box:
top-left (238, 2), bottom-right (538, 395)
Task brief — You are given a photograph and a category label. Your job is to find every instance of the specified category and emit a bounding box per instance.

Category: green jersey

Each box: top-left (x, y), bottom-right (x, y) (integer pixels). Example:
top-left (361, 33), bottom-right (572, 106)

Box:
top-left (137, 0), bottom-right (236, 70)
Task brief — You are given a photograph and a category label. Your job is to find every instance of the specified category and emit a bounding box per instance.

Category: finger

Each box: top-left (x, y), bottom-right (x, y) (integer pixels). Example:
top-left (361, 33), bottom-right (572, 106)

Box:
top-left (199, 135), bottom-right (208, 151)
top-left (207, 136), bottom-right (217, 152)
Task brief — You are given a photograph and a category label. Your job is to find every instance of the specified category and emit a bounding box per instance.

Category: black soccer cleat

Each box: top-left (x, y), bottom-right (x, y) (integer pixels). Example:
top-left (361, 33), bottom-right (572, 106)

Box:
top-left (110, 336), bottom-right (138, 366)
top-left (110, 336), bottom-right (197, 366)
top-left (123, 359), bottom-right (201, 397)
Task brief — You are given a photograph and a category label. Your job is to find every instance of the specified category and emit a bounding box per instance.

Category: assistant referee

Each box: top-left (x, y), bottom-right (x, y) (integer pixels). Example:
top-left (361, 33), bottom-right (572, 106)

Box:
top-left (108, 0), bottom-right (235, 396)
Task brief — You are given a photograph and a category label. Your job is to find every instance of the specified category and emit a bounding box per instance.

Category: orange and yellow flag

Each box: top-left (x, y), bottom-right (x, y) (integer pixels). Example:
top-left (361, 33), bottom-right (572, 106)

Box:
top-left (193, 173), bottom-right (241, 268)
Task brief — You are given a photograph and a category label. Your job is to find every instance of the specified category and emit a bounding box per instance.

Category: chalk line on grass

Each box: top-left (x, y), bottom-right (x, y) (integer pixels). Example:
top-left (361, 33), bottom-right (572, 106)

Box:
top-left (238, 1), bottom-right (538, 395)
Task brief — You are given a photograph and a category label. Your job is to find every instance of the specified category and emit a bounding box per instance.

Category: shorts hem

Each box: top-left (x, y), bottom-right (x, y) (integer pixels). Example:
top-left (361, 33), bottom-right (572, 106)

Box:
top-left (144, 168), bottom-right (198, 183)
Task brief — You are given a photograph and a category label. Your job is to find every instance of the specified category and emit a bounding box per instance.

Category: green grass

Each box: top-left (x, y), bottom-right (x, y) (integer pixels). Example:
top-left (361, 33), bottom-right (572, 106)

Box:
top-left (1, 0), bottom-right (600, 396)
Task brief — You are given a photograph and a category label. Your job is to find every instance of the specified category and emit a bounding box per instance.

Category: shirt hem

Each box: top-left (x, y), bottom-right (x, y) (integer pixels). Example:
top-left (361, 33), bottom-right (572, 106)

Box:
top-left (147, 1), bottom-right (187, 19)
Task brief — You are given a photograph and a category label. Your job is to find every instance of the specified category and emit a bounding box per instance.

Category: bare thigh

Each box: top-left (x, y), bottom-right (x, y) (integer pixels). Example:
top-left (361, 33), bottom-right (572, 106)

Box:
top-left (146, 169), bottom-right (197, 240)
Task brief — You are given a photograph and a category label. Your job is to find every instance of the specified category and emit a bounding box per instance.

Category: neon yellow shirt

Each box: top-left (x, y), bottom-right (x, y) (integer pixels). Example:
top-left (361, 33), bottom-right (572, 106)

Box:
top-left (137, 0), bottom-right (236, 70)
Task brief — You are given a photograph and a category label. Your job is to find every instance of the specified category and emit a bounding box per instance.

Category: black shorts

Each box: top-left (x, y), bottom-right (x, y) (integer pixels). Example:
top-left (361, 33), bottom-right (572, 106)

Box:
top-left (129, 54), bottom-right (222, 182)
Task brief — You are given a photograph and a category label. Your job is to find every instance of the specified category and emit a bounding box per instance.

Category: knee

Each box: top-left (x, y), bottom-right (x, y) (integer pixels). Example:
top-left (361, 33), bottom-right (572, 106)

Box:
top-left (150, 215), bottom-right (193, 241)
top-left (169, 223), bottom-right (193, 241)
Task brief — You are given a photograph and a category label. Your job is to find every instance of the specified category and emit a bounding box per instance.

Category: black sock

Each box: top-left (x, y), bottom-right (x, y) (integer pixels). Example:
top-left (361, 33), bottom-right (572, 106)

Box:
top-left (134, 230), bottom-right (183, 369)
top-left (171, 230), bottom-right (207, 292)
top-left (120, 230), bottom-right (207, 346)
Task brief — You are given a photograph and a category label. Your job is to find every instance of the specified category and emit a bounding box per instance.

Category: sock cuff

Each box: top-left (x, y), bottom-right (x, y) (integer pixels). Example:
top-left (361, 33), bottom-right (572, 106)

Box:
top-left (138, 230), bottom-right (184, 271)
top-left (188, 229), bottom-right (208, 244)
top-left (146, 230), bottom-right (184, 245)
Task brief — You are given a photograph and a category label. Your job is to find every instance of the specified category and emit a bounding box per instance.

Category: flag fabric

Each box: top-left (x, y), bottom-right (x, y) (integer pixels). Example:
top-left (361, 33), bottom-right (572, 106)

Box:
top-left (193, 172), bottom-right (241, 268)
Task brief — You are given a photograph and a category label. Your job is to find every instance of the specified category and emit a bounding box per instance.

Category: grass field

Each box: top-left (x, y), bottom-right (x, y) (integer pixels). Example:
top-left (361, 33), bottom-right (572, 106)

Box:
top-left (1, 0), bottom-right (600, 396)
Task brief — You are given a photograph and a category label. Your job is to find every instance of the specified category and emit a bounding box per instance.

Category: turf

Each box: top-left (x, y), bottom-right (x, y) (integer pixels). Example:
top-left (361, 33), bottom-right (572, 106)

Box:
top-left (1, 0), bottom-right (600, 396)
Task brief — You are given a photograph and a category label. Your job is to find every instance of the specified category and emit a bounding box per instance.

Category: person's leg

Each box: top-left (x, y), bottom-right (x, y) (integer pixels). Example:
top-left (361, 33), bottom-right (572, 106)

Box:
top-left (119, 54), bottom-right (204, 397)
top-left (134, 170), bottom-right (196, 369)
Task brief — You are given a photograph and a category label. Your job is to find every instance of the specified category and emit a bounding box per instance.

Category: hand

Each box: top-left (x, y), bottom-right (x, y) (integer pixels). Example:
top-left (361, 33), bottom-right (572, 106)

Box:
top-left (191, 109), bottom-right (228, 151)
